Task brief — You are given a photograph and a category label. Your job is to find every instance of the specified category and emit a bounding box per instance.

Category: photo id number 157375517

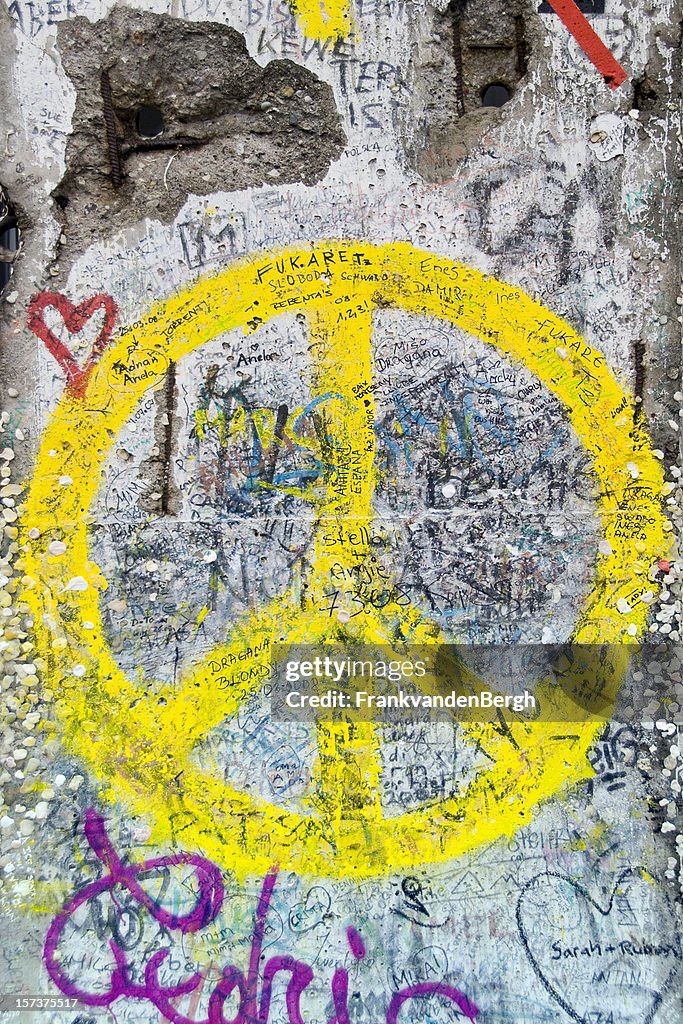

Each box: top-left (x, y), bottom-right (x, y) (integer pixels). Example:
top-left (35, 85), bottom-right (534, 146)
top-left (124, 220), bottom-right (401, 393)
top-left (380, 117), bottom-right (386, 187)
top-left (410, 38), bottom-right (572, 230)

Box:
top-left (0, 996), bottom-right (81, 1012)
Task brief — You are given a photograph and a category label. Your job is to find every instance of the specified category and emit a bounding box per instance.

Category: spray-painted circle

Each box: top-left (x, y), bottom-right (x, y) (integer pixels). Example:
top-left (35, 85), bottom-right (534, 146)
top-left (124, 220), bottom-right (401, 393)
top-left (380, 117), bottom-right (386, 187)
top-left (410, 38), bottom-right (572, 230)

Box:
top-left (23, 242), bottom-right (668, 878)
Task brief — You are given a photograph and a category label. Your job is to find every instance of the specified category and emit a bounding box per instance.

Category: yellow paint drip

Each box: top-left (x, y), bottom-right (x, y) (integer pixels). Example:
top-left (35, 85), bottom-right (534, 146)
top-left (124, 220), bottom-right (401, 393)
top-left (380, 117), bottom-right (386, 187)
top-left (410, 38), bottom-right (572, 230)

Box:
top-left (21, 242), bottom-right (669, 879)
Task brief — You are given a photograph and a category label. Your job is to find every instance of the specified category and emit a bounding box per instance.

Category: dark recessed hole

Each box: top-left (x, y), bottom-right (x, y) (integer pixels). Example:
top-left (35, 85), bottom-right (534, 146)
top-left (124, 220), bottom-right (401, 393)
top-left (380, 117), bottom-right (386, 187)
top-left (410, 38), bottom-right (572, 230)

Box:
top-left (0, 192), bottom-right (20, 294)
top-left (481, 83), bottom-right (511, 107)
top-left (54, 194), bottom-right (69, 209)
top-left (136, 105), bottom-right (164, 138)
top-left (634, 74), bottom-right (658, 112)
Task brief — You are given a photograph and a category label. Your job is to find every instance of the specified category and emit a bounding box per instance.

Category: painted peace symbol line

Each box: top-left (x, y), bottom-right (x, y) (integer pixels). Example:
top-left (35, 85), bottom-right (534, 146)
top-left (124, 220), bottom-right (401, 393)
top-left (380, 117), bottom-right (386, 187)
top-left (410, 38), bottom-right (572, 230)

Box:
top-left (22, 242), bottom-right (669, 879)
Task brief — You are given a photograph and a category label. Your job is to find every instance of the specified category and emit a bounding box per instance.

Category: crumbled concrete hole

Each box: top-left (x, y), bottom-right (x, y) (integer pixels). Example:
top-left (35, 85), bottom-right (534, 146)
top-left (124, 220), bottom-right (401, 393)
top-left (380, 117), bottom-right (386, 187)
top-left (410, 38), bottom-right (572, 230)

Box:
top-left (0, 185), bottom-right (20, 296)
top-left (54, 8), bottom-right (345, 252)
top-left (136, 105), bottom-right (164, 139)
top-left (633, 72), bottom-right (659, 113)
top-left (405, 0), bottom-right (539, 182)
top-left (481, 82), bottom-right (512, 107)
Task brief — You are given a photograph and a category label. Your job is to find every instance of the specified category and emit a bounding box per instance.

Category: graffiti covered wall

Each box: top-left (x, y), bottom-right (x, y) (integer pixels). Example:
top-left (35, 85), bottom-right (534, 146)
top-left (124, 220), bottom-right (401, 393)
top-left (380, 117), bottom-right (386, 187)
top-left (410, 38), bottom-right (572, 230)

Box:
top-left (1, 0), bottom-right (683, 1021)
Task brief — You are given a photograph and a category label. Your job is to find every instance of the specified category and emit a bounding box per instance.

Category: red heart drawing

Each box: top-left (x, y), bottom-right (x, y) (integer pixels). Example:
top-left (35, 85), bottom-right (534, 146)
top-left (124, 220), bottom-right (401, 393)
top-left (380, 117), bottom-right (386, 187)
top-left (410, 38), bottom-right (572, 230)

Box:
top-left (27, 291), bottom-right (118, 398)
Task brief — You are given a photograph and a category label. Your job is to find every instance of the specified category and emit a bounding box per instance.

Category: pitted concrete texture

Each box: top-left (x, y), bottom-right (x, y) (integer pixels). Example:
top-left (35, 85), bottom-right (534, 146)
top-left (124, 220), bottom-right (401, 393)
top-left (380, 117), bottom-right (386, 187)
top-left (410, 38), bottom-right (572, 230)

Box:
top-left (404, 0), bottom-right (540, 182)
top-left (1, 0), bottom-right (683, 1017)
top-left (56, 8), bottom-right (345, 252)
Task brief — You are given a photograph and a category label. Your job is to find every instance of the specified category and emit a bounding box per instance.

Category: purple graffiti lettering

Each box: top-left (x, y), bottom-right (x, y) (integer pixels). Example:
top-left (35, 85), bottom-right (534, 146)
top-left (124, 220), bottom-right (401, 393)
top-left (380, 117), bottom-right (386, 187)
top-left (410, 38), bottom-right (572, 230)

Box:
top-left (44, 810), bottom-right (478, 1024)
top-left (44, 808), bottom-right (224, 1008)
top-left (386, 982), bottom-right (479, 1024)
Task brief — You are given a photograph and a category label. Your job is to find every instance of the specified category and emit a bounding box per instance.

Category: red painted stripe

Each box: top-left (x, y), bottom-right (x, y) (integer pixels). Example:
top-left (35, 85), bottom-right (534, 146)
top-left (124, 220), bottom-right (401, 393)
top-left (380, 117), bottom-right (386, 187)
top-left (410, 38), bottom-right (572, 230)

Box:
top-left (544, 0), bottom-right (627, 89)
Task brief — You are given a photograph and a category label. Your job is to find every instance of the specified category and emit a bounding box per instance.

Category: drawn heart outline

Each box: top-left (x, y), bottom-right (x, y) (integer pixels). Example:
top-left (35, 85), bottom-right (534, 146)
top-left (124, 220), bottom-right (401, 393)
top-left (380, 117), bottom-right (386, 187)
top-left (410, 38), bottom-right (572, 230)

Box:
top-left (27, 291), bottom-right (118, 398)
top-left (516, 868), bottom-right (682, 1024)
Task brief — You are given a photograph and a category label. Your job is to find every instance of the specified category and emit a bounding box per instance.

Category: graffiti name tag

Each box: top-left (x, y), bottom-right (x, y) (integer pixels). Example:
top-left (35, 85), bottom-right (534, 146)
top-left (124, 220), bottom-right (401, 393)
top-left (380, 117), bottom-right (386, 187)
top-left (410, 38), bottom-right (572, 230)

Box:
top-left (45, 810), bottom-right (479, 1024)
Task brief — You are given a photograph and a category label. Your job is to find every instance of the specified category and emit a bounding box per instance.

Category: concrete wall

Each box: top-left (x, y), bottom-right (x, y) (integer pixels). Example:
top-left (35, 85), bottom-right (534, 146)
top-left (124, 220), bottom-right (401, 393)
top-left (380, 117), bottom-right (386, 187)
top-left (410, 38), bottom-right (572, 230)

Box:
top-left (1, 0), bottom-right (682, 1021)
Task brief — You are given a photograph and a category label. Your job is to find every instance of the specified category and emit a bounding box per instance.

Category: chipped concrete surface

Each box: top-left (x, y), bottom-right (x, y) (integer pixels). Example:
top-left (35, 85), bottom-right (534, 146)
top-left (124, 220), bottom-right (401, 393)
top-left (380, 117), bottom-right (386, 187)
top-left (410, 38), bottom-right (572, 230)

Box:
top-left (55, 8), bottom-right (345, 254)
top-left (0, 0), bottom-right (683, 1021)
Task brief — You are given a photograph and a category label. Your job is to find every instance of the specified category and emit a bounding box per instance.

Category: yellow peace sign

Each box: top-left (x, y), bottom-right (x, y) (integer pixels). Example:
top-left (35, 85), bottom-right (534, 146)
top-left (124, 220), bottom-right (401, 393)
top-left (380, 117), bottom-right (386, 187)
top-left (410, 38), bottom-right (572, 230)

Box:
top-left (22, 242), bottom-right (668, 879)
